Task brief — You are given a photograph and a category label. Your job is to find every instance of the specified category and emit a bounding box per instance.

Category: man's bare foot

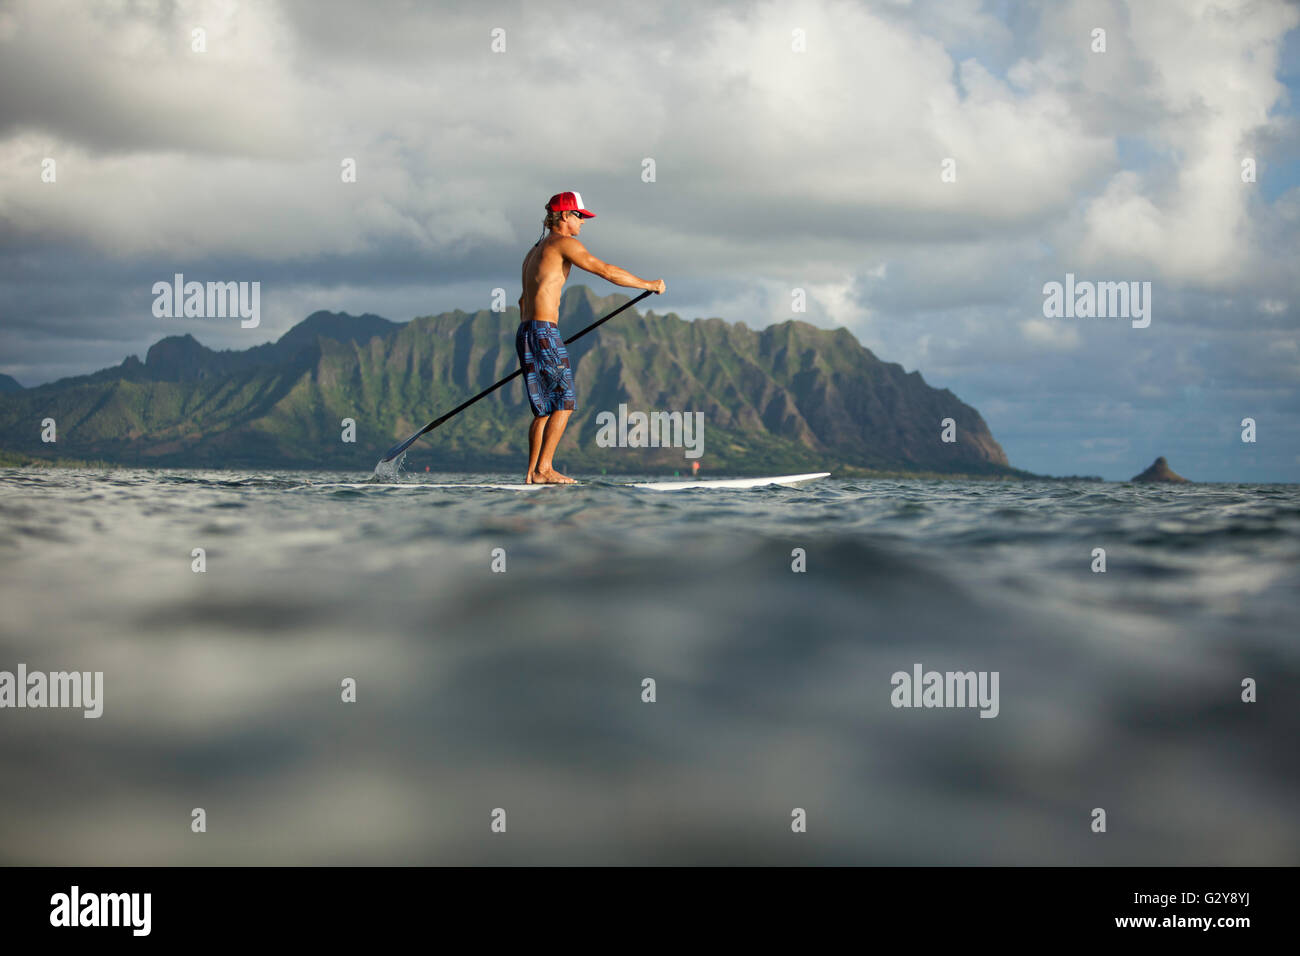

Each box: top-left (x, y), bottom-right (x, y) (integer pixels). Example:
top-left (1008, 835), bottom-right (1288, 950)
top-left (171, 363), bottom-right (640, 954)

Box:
top-left (531, 466), bottom-right (576, 484)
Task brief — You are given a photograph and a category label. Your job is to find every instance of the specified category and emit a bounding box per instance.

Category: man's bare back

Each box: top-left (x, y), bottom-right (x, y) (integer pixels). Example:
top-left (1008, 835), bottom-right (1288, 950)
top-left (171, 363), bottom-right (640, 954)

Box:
top-left (518, 230), bottom-right (665, 324)
top-left (518, 234), bottom-right (575, 324)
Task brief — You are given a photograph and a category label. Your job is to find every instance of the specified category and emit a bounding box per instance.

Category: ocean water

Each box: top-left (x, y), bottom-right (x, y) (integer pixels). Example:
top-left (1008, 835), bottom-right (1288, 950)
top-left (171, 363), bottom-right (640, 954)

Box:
top-left (0, 467), bottom-right (1296, 865)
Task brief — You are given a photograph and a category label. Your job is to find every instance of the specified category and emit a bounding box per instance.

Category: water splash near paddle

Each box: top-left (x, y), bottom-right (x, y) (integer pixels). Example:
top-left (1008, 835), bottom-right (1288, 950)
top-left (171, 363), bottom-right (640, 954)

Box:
top-left (371, 450), bottom-right (407, 482)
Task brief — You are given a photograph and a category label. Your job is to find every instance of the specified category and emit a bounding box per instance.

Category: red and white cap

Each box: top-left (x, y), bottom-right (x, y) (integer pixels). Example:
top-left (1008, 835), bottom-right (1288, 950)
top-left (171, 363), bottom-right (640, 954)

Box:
top-left (545, 191), bottom-right (596, 218)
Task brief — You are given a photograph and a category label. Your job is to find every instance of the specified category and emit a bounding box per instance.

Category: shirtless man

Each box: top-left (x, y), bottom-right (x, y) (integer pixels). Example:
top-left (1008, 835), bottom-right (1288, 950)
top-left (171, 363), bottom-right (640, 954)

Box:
top-left (516, 191), bottom-right (666, 483)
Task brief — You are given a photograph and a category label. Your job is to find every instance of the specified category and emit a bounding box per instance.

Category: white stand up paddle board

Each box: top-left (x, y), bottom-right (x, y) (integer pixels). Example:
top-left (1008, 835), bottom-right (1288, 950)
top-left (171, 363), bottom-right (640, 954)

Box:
top-left (296, 472), bottom-right (830, 492)
top-left (628, 472), bottom-right (830, 490)
top-left (295, 482), bottom-right (547, 491)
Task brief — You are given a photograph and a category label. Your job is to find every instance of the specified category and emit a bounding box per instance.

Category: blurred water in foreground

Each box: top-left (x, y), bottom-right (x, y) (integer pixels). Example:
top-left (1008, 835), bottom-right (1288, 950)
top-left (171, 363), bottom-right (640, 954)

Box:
top-left (0, 468), bottom-right (1296, 864)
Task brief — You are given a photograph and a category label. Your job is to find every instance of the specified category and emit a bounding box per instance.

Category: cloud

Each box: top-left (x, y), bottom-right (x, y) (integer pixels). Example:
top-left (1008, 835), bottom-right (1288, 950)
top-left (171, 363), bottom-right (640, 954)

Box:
top-left (1055, 0), bottom-right (1300, 284)
top-left (0, 0), bottom-right (1119, 262)
top-left (1020, 317), bottom-right (1082, 350)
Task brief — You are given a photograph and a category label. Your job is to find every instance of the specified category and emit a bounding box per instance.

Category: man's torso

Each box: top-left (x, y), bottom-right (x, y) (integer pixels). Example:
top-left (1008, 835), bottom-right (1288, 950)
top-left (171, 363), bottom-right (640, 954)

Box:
top-left (519, 235), bottom-right (570, 324)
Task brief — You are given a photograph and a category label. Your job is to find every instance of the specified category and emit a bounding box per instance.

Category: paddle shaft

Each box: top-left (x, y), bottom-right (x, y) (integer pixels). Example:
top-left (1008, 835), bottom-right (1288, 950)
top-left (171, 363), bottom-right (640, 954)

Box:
top-left (381, 289), bottom-right (654, 461)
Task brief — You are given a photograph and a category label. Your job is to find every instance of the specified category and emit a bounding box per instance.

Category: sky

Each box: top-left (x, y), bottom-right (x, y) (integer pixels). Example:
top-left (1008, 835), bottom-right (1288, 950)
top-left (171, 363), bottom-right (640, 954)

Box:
top-left (1, 0), bottom-right (1297, 481)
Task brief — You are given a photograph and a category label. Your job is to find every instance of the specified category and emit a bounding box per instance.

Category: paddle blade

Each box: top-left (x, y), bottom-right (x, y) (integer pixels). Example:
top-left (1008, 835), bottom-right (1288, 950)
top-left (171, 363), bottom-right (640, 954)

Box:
top-left (381, 430), bottom-right (422, 463)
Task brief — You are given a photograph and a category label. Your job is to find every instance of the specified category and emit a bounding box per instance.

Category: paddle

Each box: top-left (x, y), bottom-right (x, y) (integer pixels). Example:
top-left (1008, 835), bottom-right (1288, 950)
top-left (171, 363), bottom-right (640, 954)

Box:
top-left (378, 289), bottom-right (655, 463)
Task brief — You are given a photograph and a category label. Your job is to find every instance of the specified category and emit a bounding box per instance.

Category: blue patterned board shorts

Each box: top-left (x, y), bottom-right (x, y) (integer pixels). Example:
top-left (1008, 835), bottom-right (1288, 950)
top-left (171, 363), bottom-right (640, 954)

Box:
top-left (516, 320), bottom-right (576, 416)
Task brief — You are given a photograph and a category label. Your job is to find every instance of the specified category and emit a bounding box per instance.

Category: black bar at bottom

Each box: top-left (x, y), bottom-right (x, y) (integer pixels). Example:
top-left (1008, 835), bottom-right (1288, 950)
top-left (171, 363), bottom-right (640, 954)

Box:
top-left (0, 865), bottom-right (1280, 942)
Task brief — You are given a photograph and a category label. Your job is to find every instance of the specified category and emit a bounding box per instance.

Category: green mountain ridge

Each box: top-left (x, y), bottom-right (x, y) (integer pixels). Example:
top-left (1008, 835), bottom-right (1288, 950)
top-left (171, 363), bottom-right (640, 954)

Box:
top-left (0, 287), bottom-right (1033, 477)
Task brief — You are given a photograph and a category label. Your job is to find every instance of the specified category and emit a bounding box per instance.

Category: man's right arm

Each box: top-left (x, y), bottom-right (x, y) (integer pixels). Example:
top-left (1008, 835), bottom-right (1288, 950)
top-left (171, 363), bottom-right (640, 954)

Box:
top-left (560, 238), bottom-right (665, 294)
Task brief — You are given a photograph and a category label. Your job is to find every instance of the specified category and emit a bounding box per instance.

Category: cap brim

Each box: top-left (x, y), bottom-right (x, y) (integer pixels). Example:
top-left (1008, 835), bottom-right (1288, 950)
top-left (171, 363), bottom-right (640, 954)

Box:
top-left (577, 210), bottom-right (595, 218)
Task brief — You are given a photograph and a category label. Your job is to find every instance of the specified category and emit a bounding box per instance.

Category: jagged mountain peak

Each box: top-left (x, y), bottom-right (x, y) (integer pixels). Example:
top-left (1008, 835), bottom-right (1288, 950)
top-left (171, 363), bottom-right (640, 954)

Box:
top-left (278, 311), bottom-right (399, 349)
